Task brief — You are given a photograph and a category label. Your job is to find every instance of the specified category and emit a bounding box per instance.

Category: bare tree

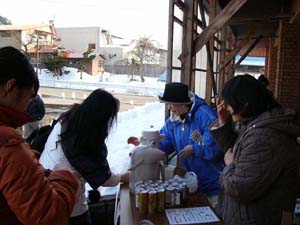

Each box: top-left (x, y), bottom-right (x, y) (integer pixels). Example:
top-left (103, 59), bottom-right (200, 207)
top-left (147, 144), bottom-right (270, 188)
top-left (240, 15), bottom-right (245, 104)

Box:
top-left (125, 37), bottom-right (160, 82)
top-left (0, 15), bottom-right (12, 25)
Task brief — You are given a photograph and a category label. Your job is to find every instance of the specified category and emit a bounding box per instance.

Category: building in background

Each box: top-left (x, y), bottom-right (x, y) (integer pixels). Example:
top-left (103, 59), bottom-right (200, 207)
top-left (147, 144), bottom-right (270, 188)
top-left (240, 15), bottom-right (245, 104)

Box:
top-left (0, 21), bottom-right (59, 73)
top-left (55, 27), bottom-right (113, 55)
top-left (0, 22), bottom-right (58, 51)
top-left (59, 50), bottom-right (105, 75)
top-left (235, 55), bottom-right (265, 78)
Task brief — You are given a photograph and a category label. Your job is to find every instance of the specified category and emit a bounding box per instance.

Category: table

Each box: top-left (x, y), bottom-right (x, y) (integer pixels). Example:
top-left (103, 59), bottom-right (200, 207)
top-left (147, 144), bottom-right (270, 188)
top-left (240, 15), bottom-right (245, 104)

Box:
top-left (118, 183), bottom-right (224, 225)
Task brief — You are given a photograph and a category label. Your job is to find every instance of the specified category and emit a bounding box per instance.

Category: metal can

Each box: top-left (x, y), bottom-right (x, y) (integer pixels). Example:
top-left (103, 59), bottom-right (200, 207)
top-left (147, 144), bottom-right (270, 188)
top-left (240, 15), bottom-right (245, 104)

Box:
top-left (134, 181), bottom-right (144, 188)
top-left (148, 190), bottom-right (157, 214)
top-left (149, 183), bottom-right (158, 189)
top-left (157, 188), bottom-right (165, 212)
top-left (174, 187), bottom-right (182, 206)
top-left (166, 187), bottom-right (175, 208)
top-left (172, 181), bottom-right (180, 187)
top-left (162, 182), bottom-right (169, 188)
top-left (135, 187), bottom-right (145, 208)
top-left (181, 182), bottom-right (188, 202)
top-left (155, 180), bottom-right (163, 185)
top-left (138, 190), bottom-right (148, 214)
top-left (135, 189), bottom-right (140, 209)
top-left (144, 180), bottom-right (153, 185)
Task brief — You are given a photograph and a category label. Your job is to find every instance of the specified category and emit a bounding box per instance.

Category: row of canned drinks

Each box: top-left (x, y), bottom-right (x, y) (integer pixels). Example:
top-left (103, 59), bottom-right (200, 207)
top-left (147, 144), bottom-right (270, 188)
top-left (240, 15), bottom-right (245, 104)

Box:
top-left (134, 179), bottom-right (188, 215)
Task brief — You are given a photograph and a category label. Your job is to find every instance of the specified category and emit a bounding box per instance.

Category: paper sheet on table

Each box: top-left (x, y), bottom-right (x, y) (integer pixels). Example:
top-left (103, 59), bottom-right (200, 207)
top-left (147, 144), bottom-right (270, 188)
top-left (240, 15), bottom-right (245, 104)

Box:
top-left (165, 207), bottom-right (220, 224)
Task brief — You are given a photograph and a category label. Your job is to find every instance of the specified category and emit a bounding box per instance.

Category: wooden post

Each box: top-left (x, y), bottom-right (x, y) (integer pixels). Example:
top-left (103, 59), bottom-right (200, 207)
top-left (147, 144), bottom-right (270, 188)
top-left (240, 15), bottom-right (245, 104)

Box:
top-left (167, 0), bottom-right (175, 84)
top-left (225, 34), bottom-right (234, 82)
top-left (218, 27), bottom-right (226, 94)
top-left (180, 0), bottom-right (195, 87)
top-left (165, 0), bottom-right (176, 120)
top-left (198, 0), bottom-right (218, 104)
top-left (204, 0), bottom-right (216, 104)
top-left (190, 0), bottom-right (198, 92)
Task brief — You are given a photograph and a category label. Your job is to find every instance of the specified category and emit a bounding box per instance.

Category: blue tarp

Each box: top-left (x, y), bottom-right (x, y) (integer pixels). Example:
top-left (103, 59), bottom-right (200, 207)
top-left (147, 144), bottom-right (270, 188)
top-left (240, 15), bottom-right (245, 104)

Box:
top-left (157, 70), bottom-right (167, 82)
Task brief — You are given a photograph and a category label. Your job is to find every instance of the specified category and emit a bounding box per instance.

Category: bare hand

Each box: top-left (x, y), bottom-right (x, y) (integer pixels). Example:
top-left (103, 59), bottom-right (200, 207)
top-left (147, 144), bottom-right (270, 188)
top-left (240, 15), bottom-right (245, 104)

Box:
top-left (120, 172), bottom-right (130, 183)
top-left (216, 96), bottom-right (230, 126)
top-left (178, 145), bottom-right (194, 158)
top-left (224, 148), bottom-right (234, 165)
top-left (53, 163), bottom-right (73, 172)
top-left (53, 163), bottom-right (81, 177)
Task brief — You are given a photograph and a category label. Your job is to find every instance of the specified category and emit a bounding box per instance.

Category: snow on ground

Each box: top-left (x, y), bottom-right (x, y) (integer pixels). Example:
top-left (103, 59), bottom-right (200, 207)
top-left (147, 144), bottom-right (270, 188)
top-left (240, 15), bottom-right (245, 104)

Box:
top-left (38, 67), bottom-right (166, 96)
top-left (39, 67), bottom-right (166, 195)
top-left (107, 102), bottom-right (165, 174)
top-left (39, 67), bottom-right (99, 82)
top-left (96, 101), bottom-right (165, 195)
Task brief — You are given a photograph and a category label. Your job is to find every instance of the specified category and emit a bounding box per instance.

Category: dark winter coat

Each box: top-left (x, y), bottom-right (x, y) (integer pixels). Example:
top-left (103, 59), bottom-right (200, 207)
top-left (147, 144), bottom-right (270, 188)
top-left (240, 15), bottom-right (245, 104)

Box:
top-left (211, 108), bottom-right (300, 225)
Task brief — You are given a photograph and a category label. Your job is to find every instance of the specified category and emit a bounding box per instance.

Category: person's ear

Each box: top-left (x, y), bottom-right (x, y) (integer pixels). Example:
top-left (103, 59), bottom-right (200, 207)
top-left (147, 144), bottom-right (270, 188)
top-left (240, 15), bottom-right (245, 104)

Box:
top-left (4, 79), bottom-right (16, 96)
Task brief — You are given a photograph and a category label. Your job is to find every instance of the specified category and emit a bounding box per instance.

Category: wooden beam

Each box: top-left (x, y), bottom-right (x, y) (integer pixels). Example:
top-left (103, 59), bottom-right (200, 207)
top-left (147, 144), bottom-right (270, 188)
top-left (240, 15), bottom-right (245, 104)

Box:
top-left (167, 0), bottom-right (175, 84)
top-left (274, 26), bottom-right (280, 47)
top-left (234, 35), bottom-right (263, 68)
top-left (190, 0), bottom-right (198, 93)
top-left (227, 14), bottom-right (292, 25)
top-left (174, 0), bottom-right (185, 11)
top-left (195, 16), bottom-right (221, 44)
top-left (195, 17), bottom-right (205, 29)
top-left (218, 27), bottom-right (226, 95)
top-left (289, 8), bottom-right (300, 24)
top-left (218, 26), bottom-right (256, 71)
top-left (207, 0), bottom-right (217, 101)
top-left (192, 0), bottom-right (248, 56)
top-left (166, 0), bottom-right (175, 119)
top-left (180, 0), bottom-right (195, 86)
top-left (225, 35), bottom-right (234, 82)
top-left (174, 16), bottom-right (183, 26)
top-left (198, 0), bottom-right (217, 102)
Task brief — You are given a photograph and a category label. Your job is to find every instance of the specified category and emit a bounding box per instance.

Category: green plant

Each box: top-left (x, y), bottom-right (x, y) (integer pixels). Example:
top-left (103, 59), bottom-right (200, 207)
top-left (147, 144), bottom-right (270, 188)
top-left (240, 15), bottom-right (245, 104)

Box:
top-left (43, 54), bottom-right (65, 78)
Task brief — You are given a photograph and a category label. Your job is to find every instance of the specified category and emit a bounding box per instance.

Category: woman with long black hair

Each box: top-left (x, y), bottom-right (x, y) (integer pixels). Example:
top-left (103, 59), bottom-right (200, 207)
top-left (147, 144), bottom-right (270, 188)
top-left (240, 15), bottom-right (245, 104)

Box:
top-left (40, 88), bottom-right (129, 225)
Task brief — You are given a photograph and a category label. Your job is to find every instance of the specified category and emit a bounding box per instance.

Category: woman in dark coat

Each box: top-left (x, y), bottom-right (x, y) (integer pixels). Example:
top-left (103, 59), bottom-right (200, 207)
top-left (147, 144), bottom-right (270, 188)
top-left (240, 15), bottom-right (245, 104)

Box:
top-left (211, 74), bottom-right (300, 225)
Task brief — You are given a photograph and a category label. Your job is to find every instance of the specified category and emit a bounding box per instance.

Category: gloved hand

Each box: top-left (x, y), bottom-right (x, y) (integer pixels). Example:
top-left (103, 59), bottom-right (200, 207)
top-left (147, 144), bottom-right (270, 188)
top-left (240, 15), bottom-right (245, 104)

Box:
top-left (127, 136), bottom-right (140, 146)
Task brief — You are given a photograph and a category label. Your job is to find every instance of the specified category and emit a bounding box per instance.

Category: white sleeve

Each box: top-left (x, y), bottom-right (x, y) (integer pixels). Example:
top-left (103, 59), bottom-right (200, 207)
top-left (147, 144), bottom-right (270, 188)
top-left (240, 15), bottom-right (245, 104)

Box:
top-left (102, 173), bottom-right (121, 187)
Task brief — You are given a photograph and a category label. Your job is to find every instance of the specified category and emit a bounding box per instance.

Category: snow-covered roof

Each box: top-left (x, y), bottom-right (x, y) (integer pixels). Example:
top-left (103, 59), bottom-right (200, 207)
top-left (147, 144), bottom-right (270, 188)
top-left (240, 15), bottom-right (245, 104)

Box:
top-left (0, 24), bottom-right (51, 32)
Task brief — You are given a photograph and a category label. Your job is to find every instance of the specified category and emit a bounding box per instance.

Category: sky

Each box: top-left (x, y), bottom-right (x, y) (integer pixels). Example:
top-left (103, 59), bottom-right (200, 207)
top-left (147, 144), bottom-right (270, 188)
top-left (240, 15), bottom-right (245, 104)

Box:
top-left (2, 0), bottom-right (169, 48)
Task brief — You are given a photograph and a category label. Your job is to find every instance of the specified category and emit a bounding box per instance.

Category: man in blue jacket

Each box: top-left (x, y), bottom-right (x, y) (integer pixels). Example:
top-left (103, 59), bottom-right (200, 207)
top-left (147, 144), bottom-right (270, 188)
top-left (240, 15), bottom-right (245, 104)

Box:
top-left (159, 82), bottom-right (224, 207)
